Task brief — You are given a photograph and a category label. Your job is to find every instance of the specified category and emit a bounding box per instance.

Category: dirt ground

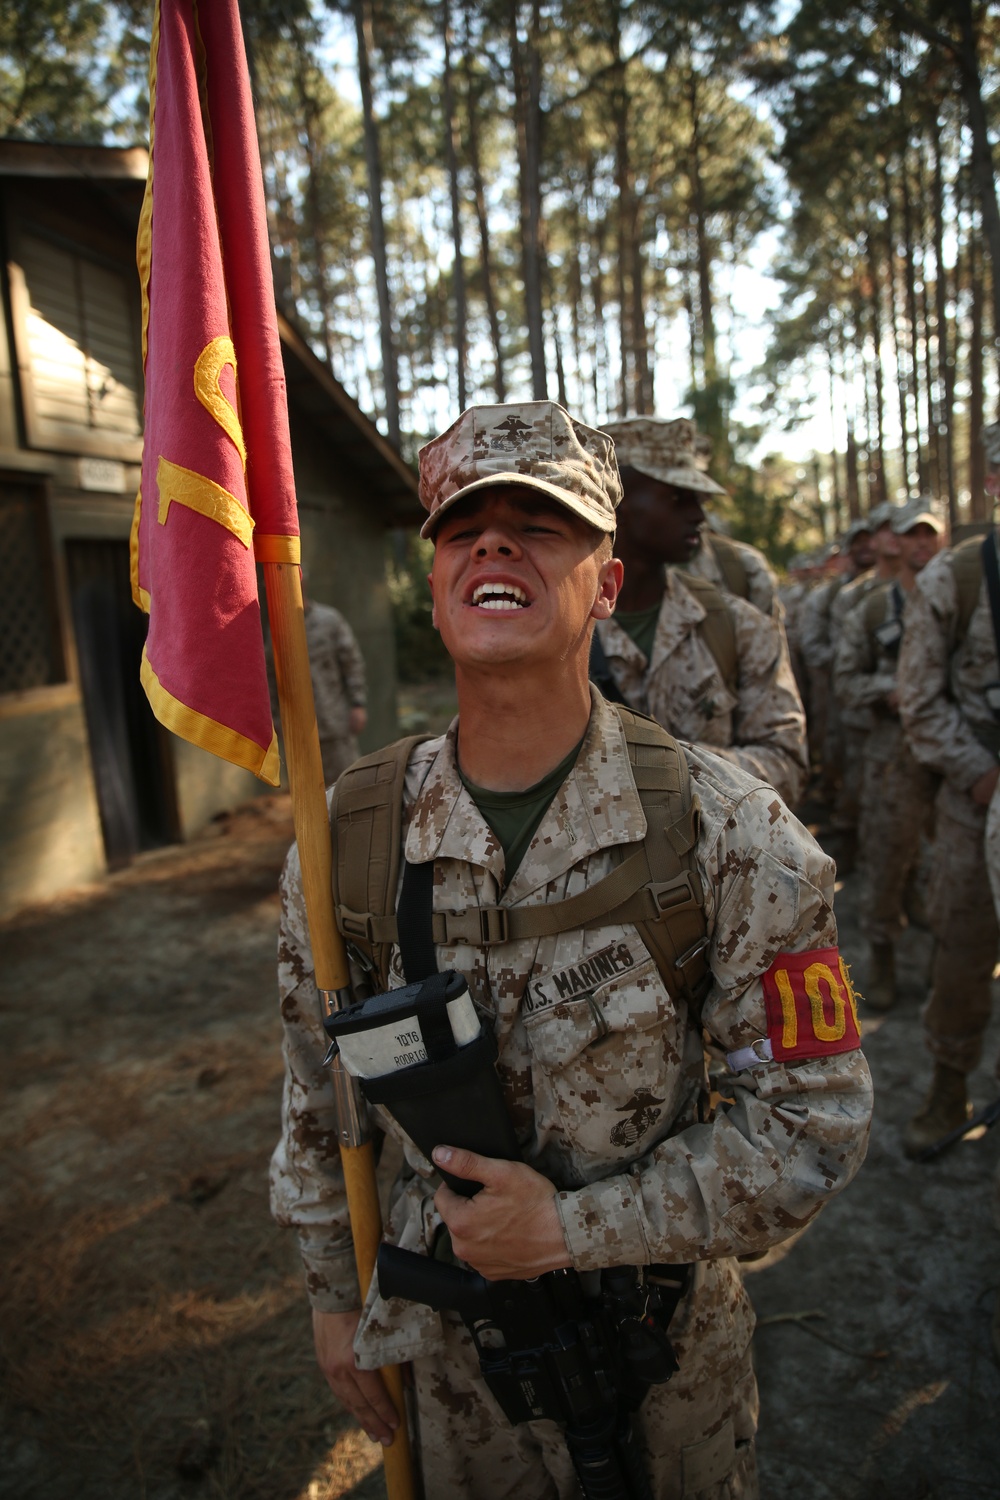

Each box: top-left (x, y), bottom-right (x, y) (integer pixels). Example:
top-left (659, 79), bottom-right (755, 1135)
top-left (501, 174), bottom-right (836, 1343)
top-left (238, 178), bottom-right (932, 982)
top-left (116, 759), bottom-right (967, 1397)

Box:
top-left (1, 775), bottom-right (998, 1500)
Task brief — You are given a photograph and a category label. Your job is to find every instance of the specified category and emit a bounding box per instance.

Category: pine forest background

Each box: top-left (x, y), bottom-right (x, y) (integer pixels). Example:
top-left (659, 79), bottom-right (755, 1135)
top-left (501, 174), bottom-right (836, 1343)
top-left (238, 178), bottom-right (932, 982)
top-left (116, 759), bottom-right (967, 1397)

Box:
top-left (4, 0), bottom-right (999, 583)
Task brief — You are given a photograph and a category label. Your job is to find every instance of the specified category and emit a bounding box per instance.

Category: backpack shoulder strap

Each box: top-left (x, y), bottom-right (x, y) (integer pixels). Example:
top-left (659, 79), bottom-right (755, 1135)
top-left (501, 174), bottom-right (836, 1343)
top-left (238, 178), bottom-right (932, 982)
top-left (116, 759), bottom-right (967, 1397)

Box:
top-left (707, 534), bottom-right (751, 600)
top-left (951, 535), bottom-right (986, 645)
top-left (331, 733), bottom-right (434, 990)
top-left (675, 572), bottom-right (739, 694)
top-left (861, 579), bottom-right (892, 637)
top-left (609, 705), bottom-right (710, 1012)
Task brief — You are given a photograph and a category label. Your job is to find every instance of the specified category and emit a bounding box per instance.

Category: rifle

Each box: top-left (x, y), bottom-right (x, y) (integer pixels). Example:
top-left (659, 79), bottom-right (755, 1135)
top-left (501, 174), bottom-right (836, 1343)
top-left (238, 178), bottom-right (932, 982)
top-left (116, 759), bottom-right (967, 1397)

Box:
top-left (915, 1094), bottom-right (1000, 1162)
top-left (325, 970), bottom-right (688, 1500)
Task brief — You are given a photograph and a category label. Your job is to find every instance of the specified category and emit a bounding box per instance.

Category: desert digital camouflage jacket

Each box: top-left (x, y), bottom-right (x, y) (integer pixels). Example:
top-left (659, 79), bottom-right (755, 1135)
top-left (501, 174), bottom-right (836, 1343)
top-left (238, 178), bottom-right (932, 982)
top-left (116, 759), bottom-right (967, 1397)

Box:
top-left (687, 532), bottom-right (782, 621)
top-left (799, 574), bottom-right (849, 672)
top-left (779, 579), bottom-right (811, 654)
top-left (270, 691), bottom-right (872, 1387)
top-left (832, 580), bottom-right (904, 755)
top-left (898, 543), bottom-right (1000, 793)
top-left (269, 599), bottom-right (367, 744)
top-left (594, 571), bottom-right (807, 806)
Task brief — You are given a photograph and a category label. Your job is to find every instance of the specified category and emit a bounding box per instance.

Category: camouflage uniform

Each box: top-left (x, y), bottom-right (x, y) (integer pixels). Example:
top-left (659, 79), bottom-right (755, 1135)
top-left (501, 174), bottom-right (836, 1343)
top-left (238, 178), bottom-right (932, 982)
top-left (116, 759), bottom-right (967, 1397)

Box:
top-left (779, 572), bottom-right (814, 709)
top-left (271, 689), bottom-right (873, 1499)
top-left (798, 572), bottom-right (845, 786)
top-left (987, 784), bottom-right (1000, 928)
top-left (594, 572), bottom-right (807, 808)
top-left (897, 544), bottom-right (1000, 1076)
top-left (269, 599), bottom-right (367, 785)
top-left (834, 582), bottom-right (936, 948)
top-left (687, 533), bottom-right (782, 622)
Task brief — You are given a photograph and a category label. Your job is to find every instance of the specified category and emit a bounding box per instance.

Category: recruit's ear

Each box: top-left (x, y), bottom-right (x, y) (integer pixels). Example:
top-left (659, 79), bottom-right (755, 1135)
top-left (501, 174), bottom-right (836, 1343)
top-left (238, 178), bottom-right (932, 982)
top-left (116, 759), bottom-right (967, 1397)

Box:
top-left (591, 557), bottom-right (624, 620)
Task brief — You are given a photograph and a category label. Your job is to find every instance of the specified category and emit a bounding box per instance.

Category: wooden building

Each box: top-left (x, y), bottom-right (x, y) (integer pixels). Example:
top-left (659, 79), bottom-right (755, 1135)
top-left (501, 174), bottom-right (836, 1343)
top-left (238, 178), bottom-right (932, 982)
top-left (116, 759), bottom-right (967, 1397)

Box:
top-left (0, 140), bottom-right (418, 919)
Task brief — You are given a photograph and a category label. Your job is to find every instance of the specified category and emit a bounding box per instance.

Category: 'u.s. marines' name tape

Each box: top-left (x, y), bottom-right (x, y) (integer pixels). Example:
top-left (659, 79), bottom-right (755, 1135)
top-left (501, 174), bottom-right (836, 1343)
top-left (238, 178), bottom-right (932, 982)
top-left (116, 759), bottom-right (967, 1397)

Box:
top-left (726, 947), bottom-right (861, 1072)
top-left (523, 940), bottom-right (639, 1015)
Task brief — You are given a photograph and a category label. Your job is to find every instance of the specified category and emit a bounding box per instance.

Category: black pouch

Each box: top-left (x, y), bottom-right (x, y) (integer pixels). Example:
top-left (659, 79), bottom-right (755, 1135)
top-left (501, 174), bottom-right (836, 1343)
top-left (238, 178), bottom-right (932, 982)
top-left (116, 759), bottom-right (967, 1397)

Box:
top-left (323, 970), bottom-right (520, 1196)
top-left (874, 617), bottom-right (903, 656)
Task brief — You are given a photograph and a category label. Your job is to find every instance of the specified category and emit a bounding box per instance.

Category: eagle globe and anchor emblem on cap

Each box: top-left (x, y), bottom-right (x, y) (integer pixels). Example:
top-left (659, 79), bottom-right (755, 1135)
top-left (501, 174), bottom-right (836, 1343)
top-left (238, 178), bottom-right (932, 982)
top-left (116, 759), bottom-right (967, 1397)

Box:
top-left (489, 413), bottom-right (534, 452)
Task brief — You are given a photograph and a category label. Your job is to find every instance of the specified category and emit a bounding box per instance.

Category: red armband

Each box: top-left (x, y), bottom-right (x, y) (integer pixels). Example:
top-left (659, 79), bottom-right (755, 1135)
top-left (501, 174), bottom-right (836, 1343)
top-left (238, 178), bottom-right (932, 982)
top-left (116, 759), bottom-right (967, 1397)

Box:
top-left (760, 947), bottom-right (861, 1062)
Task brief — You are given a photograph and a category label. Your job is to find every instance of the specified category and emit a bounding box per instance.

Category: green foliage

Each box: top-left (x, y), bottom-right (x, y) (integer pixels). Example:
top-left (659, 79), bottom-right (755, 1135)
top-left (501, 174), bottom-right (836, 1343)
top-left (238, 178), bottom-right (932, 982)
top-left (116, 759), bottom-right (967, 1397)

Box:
top-left (0, 0), bottom-right (118, 140)
top-left (387, 534), bottom-right (451, 682)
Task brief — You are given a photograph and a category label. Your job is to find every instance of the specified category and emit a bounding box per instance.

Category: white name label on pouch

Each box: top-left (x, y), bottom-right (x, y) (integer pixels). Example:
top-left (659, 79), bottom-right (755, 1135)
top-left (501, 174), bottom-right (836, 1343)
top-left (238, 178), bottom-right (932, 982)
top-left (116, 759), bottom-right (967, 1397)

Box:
top-left (336, 992), bottom-right (481, 1079)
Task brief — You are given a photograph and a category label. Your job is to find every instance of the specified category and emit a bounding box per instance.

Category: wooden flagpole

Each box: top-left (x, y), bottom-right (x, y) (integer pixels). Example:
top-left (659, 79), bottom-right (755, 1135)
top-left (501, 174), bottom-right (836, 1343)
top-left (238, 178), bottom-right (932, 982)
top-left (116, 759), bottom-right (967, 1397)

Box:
top-left (263, 558), bottom-right (417, 1500)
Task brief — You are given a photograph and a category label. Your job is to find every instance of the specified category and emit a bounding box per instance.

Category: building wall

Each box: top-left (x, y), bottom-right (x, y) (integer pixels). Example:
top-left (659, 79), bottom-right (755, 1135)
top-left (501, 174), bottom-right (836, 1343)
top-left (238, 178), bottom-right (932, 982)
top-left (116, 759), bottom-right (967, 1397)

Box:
top-left (0, 172), bottom-right (407, 912)
top-left (288, 406), bottom-right (398, 754)
top-left (0, 688), bottom-right (106, 914)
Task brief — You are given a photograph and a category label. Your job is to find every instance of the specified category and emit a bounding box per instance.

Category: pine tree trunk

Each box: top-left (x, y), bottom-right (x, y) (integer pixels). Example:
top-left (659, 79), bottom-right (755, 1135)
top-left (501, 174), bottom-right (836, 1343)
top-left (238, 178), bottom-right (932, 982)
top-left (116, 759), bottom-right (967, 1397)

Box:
top-left (590, 205), bottom-right (610, 417)
top-left (956, 0), bottom-right (1000, 408)
top-left (864, 226), bottom-right (888, 504)
top-left (915, 145), bottom-right (940, 498)
top-left (352, 0), bottom-right (400, 446)
top-left (899, 145), bottom-right (926, 493)
top-left (826, 339), bottom-right (844, 526)
top-left (461, 7), bottom-right (506, 402)
top-left (441, 0), bottom-right (467, 411)
top-left (931, 117), bottom-right (956, 518)
top-left (509, 0), bottom-right (547, 399)
top-left (969, 214), bottom-right (986, 519)
top-left (883, 161), bottom-right (912, 493)
top-left (846, 423), bottom-right (860, 522)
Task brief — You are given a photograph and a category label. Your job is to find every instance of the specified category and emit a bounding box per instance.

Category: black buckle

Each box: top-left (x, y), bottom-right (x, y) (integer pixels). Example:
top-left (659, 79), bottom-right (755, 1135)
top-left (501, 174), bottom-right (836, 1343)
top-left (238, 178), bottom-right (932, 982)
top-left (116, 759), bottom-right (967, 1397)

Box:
top-left (478, 907), bottom-right (510, 944)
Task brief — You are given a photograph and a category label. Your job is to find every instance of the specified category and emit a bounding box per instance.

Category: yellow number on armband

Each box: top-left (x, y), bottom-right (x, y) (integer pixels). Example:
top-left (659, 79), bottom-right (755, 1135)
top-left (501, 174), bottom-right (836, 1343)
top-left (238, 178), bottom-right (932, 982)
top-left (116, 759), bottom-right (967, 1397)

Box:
top-left (839, 956), bottom-right (861, 1033)
top-left (804, 963), bottom-right (847, 1042)
top-left (773, 968), bottom-right (798, 1050)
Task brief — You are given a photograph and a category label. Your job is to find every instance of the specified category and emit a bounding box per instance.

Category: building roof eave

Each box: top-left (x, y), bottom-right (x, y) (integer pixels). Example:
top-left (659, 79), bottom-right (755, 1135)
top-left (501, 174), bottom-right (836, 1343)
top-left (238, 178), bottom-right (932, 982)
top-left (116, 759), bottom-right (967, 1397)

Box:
top-left (277, 310), bottom-right (420, 528)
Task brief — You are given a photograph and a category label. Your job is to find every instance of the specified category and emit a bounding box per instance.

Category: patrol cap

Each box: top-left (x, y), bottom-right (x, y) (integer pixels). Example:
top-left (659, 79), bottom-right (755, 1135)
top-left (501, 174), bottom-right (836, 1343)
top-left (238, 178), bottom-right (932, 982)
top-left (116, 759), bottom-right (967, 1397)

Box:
top-left (417, 401), bottom-right (622, 539)
top-left (600, 415), bottom-right (728, 496)
top-left (843, 517), bottom-right (874, 544)
top-left (868, 501), bottom-right (898, 529)
top-left (889, 497), bottom-right (945, 535)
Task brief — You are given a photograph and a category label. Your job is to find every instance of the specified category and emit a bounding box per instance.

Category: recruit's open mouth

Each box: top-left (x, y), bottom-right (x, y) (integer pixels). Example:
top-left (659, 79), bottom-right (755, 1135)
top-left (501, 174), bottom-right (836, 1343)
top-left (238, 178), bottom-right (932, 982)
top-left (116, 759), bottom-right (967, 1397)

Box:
top-left (469, 582), bottom-right (530, 610)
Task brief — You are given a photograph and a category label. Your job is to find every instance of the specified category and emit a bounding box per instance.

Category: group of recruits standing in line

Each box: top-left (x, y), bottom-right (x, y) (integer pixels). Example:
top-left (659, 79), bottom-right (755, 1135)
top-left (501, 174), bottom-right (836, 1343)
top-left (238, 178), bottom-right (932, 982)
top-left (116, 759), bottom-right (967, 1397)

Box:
top-left (273, 397), bottom-right (975, 1496)
top-left (781, 442), bottom-right (1000, 1163)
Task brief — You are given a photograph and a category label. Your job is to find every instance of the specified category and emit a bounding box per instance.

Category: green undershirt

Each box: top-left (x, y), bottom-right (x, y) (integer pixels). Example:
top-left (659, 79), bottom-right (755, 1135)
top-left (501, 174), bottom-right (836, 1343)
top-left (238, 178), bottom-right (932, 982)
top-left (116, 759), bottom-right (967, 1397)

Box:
top-left (460, 737), bottom-right (585, 883)
top-left (613, 601), bottom-right (661, 662)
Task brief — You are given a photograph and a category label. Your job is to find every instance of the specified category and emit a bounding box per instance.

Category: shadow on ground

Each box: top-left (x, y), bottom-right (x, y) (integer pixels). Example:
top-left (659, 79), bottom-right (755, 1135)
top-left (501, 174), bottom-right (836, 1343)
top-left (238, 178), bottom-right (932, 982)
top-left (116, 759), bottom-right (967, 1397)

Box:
top-left (1, 786), bottom-right (998, 1498)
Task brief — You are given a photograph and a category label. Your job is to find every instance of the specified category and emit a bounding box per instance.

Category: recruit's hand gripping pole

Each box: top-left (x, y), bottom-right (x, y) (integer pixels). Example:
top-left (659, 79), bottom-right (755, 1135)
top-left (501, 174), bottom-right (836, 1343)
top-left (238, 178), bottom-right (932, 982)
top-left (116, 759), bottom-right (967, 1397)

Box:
top-left (263, 560), bottom-right (417, 1500)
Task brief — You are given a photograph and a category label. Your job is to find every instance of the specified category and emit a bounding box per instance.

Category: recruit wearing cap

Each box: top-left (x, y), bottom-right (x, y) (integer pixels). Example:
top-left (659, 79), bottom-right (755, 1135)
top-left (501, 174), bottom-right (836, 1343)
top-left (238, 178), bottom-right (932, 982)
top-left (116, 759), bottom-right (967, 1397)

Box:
top-left (600, 415), bottom-right (727, 496)
top-left (417, 400), bottom-right (622, 539)
top-left (889, 498), bottom-right (945, 535)
top-left (844, 517), bottom-right (874, 544)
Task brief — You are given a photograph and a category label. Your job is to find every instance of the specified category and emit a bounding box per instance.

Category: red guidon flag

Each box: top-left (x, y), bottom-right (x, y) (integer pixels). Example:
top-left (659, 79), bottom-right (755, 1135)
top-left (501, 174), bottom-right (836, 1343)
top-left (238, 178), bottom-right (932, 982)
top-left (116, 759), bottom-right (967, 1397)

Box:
top-left (131, 0), bottom-right (300, 785)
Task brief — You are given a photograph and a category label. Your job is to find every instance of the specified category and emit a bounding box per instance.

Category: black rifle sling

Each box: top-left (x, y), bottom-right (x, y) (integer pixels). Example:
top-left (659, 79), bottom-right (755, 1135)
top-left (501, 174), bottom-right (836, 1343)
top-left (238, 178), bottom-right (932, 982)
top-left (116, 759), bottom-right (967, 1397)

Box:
top-left (981, 535), bottom-right (1000, 665)
top-left (331, 707), bottom-right (710, 1013)
top-left (397, 858), bottom-right (438, 983)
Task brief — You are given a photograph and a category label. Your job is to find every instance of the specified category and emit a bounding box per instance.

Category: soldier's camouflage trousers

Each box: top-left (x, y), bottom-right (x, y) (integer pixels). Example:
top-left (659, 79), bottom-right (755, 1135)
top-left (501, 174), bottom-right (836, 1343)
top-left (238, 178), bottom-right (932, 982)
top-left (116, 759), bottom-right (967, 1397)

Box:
top-left (858, 728), bottom-right (937, 946)
top-left (986, 782), bottom-right (1000, 926)
top-left (411, 1307), bottom-right (759, 1500)
top-left (830, 722), bottom-right (868, 834)
top-left (923, 783), bottom-right (1000, 1075)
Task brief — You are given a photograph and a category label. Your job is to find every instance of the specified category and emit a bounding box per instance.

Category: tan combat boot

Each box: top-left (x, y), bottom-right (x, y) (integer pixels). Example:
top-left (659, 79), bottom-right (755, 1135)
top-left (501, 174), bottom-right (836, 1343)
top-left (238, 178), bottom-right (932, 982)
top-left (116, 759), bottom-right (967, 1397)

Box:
top-left (865, 942), bottom-right (896, 1012)
top-left (903, 1064), bottom-right (970, 1159)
